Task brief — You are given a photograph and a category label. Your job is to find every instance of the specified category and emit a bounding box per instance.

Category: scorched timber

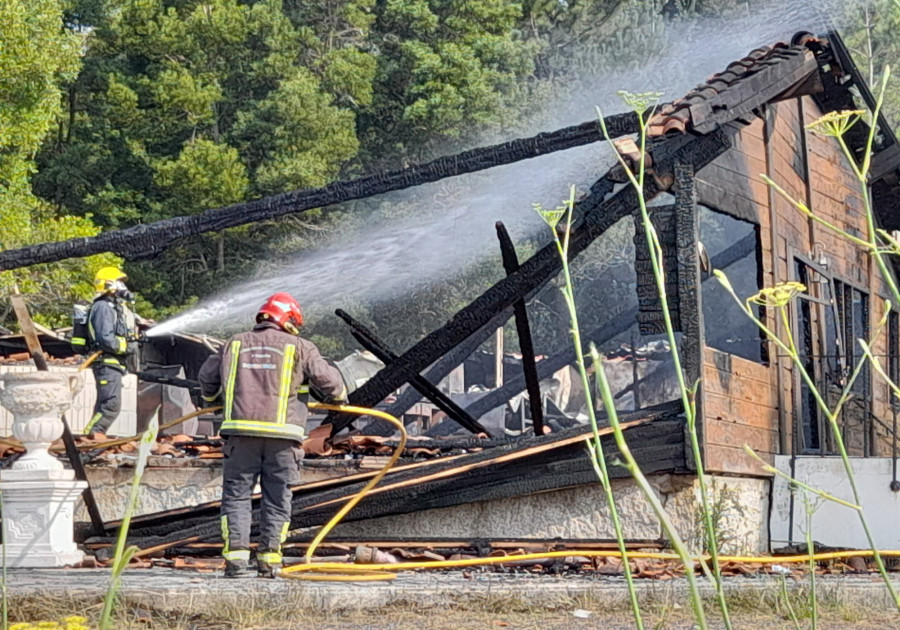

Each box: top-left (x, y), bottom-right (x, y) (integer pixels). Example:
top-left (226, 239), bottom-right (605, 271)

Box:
top-left (496, 220), bottom-right (544, 435)
top-left (0, 114), bottom-right (639, 270)
top-left (126, 537), bottom-right (665, 557)
top-left (87, 403), bottom-right (684, 551)
top-left (458, 230), bottom-right (757, 423)
top-left (335, 309), bottom-right (490, 435)
top-left (331, 130), bottom-right (731, 435)
top-left (381, 309), bottom-right (511, 421)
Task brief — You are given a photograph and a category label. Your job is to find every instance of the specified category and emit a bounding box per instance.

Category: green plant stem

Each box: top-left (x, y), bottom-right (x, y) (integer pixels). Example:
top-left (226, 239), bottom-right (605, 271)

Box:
top-left (779, 574), bottom-right (802, 630)
top-left (814, 69), bottom-right (900, 605)
top-left (589, 344), bottom-right (708, 630)
top-left (862, 340), bottom-right (900, 402)
top-left (804, 496), bottom-right (818, 630)
top-left (742, 446), bottom-right (860, 509)
top-left (717, 275), bottom-right (900, 607)
top-left (551, 187), bottom-right (644, 630)
top-left (99, 417), bottom-right (159, 630)
top-left (600, 104), bottom-right (730, 630)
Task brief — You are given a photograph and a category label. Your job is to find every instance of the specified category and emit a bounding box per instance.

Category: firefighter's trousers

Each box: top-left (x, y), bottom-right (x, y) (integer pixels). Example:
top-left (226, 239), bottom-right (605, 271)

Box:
top-left (85, 363), bottom-right (124, 435)
top-left (220, 435), bottom-right (301, 564)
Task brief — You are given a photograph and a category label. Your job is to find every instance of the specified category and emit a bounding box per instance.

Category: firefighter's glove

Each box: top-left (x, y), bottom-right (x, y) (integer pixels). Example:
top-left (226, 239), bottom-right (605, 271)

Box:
top-left (309, 386), bottom-right (346, 406)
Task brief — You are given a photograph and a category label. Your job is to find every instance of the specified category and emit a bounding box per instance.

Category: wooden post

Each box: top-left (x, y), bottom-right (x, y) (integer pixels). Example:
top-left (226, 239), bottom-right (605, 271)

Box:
top-left (495, 221), bottom-right (545, 435)
top-left (9, 293), bottom-right (106, 535)
top-left (494, 327), bottom-right (504, 389)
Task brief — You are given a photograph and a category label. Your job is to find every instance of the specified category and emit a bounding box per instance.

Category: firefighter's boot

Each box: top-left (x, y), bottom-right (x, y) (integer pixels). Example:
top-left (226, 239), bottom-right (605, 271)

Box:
top-left (224, 559), bottom-right (252, 578)
top-left (257, 551), bottom-right (282, 578)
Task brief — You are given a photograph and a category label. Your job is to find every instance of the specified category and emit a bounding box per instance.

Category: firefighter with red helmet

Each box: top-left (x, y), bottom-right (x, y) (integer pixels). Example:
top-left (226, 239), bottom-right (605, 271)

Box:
top-left (198, 292), bottom-right (347, 578)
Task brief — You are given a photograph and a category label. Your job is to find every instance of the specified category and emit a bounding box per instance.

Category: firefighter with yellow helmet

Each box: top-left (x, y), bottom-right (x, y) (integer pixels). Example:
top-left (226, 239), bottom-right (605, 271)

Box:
top-left (82, 266), bottom-right (144, 438)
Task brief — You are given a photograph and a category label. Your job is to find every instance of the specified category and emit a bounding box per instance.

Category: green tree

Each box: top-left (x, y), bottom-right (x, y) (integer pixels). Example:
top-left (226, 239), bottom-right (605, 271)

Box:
top-left (34, 0), bottom-right (375, 316)
top-left (842, 0), bottom-right (900, 128)
top-left (359, 0), bottom-right (536, 165)
top-left (0, 0), bottom-right (118, 328)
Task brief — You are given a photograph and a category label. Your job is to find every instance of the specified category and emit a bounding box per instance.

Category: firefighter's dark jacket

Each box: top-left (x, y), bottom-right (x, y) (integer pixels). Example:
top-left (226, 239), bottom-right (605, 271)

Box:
top-left (197, 321), bottom-right (346, 442)
top-left (88, 295), bottom-right (132, 372)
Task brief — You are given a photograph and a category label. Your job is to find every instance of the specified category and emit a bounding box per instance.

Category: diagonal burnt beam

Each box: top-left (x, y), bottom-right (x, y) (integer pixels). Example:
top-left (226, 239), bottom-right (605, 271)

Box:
top-left (0, 114), bottom-right (639, 271)
top-left (381, 308), bottom-right (511, 420)
top-left (334, 309), bottom-right (490, 436)
top-left (329, 130), bottom-right (731, 435)
top-left (495, 221), bottom-right (545, 436)
top-left (461, 230), bottom-right (757, 421)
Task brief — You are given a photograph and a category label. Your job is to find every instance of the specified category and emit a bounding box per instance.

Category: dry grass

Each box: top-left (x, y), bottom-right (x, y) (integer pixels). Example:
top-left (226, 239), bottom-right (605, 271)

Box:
top-left (7, 592), bottom-right (900, 630)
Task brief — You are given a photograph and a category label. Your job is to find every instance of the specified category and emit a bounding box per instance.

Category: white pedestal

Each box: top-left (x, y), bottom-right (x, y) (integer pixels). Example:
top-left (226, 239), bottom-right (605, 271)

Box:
top-left (0, 471), bottom-right (87, 568)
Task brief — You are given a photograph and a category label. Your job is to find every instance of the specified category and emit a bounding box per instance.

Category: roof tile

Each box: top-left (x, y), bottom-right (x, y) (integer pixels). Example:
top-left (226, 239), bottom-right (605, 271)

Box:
top-left (647, 37), bottom-right (818, 137)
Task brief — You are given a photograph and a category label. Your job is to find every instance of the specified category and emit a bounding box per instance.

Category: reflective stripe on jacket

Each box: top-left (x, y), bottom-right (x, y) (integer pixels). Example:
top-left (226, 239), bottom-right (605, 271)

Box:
top-left (197, 322), bottom-right (345, 442)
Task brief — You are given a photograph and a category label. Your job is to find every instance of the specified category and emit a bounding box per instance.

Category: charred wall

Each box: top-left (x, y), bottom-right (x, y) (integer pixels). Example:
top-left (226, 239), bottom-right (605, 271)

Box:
top-left (693, 94), bottom-right (899, 476)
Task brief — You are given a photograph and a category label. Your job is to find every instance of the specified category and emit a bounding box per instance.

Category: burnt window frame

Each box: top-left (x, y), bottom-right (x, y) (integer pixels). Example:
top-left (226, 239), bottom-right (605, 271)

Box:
top-left (697, 204), bottom-right (767, 365)
top-left (790, 253), bottom-right (872, 455)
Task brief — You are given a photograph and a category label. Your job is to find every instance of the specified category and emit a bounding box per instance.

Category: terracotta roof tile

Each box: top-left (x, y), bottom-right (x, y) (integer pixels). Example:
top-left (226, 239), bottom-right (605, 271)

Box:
top-left (648, 38), bottom-right (819, 137)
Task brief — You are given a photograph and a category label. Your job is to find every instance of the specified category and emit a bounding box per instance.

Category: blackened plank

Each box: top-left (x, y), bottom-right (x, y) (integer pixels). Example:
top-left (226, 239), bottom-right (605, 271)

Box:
top-left (0, 114), bottom-right (639, 270)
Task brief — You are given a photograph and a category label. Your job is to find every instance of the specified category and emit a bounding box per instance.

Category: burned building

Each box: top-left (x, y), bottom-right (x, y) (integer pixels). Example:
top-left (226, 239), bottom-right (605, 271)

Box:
top-left (3, 30), bottom-right (900, 556)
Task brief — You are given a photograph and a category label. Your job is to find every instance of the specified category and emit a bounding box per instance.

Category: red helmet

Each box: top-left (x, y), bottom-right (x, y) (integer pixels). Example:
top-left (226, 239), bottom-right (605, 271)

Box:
top-left (257, 292), bottom-right (303, 333)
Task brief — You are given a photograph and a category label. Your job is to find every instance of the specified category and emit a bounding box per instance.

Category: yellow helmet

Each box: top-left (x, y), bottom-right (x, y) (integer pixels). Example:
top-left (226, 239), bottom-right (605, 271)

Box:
top-left (93, 266), bottom-right (127, 293)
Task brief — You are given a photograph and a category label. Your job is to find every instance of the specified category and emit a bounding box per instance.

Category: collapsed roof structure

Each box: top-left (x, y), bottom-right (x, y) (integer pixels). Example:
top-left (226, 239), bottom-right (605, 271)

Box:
top-left (5, 30), bottom-right (900, 555)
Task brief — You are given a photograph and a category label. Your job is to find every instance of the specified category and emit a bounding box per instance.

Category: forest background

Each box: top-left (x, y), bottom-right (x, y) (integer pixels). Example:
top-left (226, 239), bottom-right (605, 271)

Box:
top-left (2, 0), bottom-right (899, 358)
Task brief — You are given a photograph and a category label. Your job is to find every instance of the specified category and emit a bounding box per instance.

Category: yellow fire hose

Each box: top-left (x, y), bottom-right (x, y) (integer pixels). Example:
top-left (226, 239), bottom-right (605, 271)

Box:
top-left (279, 403), bottom-right (900, 582)
top-left (279, 402), bottom-right (408, 581)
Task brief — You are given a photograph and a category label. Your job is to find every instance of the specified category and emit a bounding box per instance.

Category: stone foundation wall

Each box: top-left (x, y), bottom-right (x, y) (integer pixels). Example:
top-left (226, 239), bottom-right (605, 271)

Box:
top-left (76, 466), bottom-right (223, 522)
top-left (332, 474), bottom-right (771, 553)
top-left (74, 461), bottom-right (360, 522)
top-left (75, 464), bottom-right (771, 553)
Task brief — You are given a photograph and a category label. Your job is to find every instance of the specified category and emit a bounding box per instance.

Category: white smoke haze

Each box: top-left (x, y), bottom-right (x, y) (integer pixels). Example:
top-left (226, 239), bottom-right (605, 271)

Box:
top-left (148, 0), bottom-right (861, 338)
top-left (148, 144), bottom-right (613, 336)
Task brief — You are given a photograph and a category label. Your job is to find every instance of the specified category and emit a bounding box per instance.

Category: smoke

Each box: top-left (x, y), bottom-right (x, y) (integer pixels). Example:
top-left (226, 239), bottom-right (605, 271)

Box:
top-left (148, 0), bottom-right (863, 338)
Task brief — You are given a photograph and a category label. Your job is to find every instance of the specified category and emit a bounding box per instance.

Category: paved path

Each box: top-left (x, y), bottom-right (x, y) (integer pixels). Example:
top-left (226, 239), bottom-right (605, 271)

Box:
top-left (6, 567), bottom-right (900, 613)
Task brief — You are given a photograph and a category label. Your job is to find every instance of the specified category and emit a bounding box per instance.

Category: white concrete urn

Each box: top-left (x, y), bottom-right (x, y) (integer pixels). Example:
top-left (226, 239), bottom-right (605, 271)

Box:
top-left (0, 371), bottom-right (82, 471)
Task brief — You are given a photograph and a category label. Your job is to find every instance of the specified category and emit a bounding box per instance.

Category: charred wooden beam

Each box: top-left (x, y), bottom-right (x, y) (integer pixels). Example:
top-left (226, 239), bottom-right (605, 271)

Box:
top-left (691, 49), bottom-right (819, 134)
top-left (335, 309), bottom-right (490, 436)
top-left (330, 131), bottom-right (730, 435)
top-left (157, 536), bottom-right (665, 555)
top-left (634, 205), bottom-right (681, 335)
top-left (672, 162), bottom-right (703, 471)
top-left (673, 162), bottom-right (703, 387)
top-left (88, 403), bottom-right (682, 549)
top-left (461, 230), bottom-right (755, 421)
top-left (0, 114), bottom-right (640, 271)
top-left (495, 221), bottom-right (544, 436)
top-left (381, 309), bottom-right (511, 420)
top-left (462, 310), bottom-right (637, 422)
